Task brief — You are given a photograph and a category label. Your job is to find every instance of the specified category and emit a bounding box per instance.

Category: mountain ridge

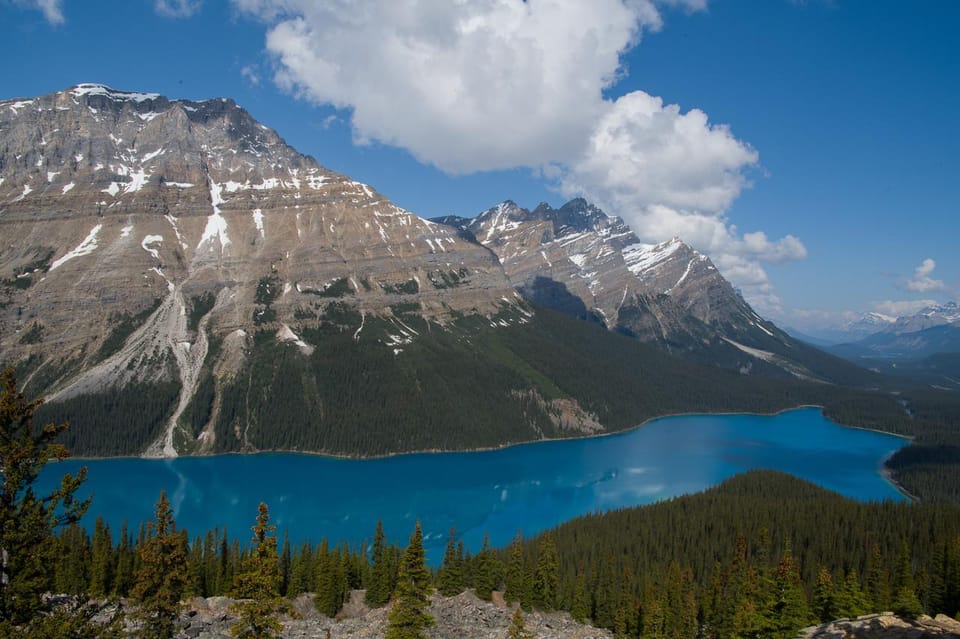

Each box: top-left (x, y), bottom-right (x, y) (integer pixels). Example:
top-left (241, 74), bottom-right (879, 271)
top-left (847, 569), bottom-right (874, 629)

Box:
top-left (0, 83), bottom-right (883, 458)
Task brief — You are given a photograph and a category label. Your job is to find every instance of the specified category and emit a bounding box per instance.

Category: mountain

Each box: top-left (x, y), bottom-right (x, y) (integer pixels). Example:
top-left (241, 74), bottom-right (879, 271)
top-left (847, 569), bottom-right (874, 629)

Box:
top-left (436, 199), bottom-right (876, 385)
top-left (885, 301), bottom-right (960, 334)
top-left (0, 84), bottom-right (881, 459)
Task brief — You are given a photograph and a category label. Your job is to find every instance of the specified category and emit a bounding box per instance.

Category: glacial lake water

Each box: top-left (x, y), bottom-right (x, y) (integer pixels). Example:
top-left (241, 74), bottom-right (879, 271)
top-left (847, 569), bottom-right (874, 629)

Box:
top-left (38, 408), bottom-right (908, 561)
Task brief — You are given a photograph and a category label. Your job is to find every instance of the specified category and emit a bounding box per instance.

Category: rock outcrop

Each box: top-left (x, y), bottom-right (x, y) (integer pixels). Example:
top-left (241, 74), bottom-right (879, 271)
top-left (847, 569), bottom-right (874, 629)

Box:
top-left (166, 591), bottom-right (611, 639)
top-left (798, 612), bottom-right (960, 639)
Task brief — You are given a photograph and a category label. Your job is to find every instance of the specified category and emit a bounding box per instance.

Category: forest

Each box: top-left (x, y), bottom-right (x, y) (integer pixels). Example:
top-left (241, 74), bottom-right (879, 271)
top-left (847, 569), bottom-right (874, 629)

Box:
top-left (26, 304), bottom-right (960, 503)
top-left (4, 367), bottom-right (960, 638)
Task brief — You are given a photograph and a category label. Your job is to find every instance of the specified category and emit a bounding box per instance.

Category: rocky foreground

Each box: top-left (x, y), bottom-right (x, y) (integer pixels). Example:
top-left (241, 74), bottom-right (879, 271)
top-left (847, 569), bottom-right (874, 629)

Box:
top-left (80, 592), bottom-right (960, 638)
top-left (163, 590), bottom-right (610, 639)
top-left (797, 612), bottom-right (960, 639)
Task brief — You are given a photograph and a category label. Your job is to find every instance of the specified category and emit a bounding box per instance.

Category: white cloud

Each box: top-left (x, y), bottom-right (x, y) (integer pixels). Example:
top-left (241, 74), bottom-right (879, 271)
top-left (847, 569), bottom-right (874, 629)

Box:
top-left (905, 258), bottom-right (944, 292)
top-left (14, 0), bottom-right (64, 24)
top-left (235, 0), bottom-right (807, 311)
top-left (235, 0), bottom-right (671, 173)
top-left (871, 299), bottom-right (939, 317)
top-left (241, 64), bottom-right (261, 86)
top-left (155, 0), bottom-right (202, 19)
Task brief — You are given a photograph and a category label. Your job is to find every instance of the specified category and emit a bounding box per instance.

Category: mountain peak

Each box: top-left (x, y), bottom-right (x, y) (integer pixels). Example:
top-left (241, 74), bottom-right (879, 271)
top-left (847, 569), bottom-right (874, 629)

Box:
top-left (69, 83), bottom-right (163, 103)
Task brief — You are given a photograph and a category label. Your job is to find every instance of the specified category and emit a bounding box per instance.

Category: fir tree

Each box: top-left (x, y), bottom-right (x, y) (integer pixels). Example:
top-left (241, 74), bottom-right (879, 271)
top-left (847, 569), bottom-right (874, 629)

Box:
top-left (437, 527), bottom-right (464, 597)
top-left (367, 520), bottom-right (392, 607)
top-left (770, 541), bottom-right (814, 637)
top-left (473, 532), bottom-right (498, 601)
top-left (385, 522), bottom-right (435, 639)
top-left (131, 490), bottom-right (190, 639)
top-left (507, 606), bottom-right (534, 639)
top-left (113, 522), bottom-right (135, 597)
top-left (865, 542), bottom-right (891, 612)
top-left (88, 517), bottom-right (114, 598)
top-left (891, 540), bottom-right (924, 618)
top-left (570, 569), bottom-right (590, 623)
top-left (0, 370), bottom-right (90, 627)
top-left (504, 531), bottom-right (526, 605)
top-left (813, 566), bottom-right (836, 623)
top-left (534, 532), bottom-right (559, 610)
top-left (230, 502), bottom-right (290, 639)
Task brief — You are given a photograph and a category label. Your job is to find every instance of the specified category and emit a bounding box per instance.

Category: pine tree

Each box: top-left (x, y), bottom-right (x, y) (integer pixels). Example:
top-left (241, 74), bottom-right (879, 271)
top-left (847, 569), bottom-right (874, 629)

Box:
top-left (813, 566), bottom-right (836, 623)
top-left (88, 517), bottom-right (114, 598)
top-left (891, 540), bottom-right (923, 618)
top-left (315, 539), bottom-right (346, 617)
top-left (113, 522), bottom-right (135, 597)
top-left (770, 541), bottom-right (814, 637)
top-left (279, 532), bottom-right (291, 597)
top-left (367, 520), bottom-right (392, 606)
top-left (835, 568), bottom-right (869, 619)
top-left (0, 369), bottom-right (90, 627)
top-left (534, 532), bottom-right (559, 610)
top-left (473, 532), bottom-right (498, 601)
top-left (385, 522), bottom-right (435, 639)
top-left (504, 531), bottom-right (525, 605)
top-left (865, 542), bottom-right (891, 612)
top-left (437, 527), bottom-right (464, 597)
top-left (570, 569), bottom-right (590, 623)
top-left (131, 490), bottom-right (190, 639)
top-left (507, 606), bottom-right (534, 639)
top-left (230, 502), bottom-right (290, 639)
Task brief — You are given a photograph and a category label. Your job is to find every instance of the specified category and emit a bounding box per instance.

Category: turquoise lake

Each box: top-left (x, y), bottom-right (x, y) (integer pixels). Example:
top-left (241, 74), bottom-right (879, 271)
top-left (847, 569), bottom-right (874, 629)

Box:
top-left (38, 408), bottom-right (908, 561)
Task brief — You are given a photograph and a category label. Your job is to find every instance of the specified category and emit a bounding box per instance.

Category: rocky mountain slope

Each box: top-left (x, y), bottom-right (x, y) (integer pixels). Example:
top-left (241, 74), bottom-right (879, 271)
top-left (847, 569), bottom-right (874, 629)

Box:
top-left (1, 84), bottom-right (877, 458)
top-left (0, 84), bottom-right (526, 455)
top-left (437, 199), bottom-right (872, 384)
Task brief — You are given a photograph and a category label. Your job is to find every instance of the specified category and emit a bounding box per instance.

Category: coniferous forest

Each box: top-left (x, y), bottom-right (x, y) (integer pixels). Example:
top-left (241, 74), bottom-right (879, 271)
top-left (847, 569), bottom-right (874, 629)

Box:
top-left (3, 369), bottom-right (960, 638)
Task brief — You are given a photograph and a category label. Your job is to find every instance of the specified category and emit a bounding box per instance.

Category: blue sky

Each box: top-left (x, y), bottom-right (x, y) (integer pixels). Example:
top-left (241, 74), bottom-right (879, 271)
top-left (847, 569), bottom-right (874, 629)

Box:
top-left (2, 0), bottom-right (957, 333)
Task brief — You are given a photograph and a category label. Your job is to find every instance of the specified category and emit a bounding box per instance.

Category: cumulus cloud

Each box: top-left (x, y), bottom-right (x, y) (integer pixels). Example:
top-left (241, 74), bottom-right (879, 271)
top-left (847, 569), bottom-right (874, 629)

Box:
top-left (235, 0), bottom-right (807, 309)
top-left (905, 258), bottom-right (944, 292)
top-left (13, 0), bottom-right (63, 24)
top-left (155, 0), bottom-right (202, 19)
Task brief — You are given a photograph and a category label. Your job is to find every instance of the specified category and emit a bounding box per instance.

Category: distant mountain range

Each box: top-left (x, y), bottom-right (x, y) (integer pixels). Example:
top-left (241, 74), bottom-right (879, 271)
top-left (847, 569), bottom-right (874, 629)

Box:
top-left (0, 84), bottom-right (885, 458)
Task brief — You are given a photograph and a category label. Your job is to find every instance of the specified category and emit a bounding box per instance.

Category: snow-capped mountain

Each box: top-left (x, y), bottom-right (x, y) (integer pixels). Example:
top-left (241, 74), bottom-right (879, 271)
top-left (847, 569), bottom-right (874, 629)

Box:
top-left (0, 84), bottom-right (521, 455)
top-left (0, 84), bottom-right (874, 459)
top-left (437, 199), bottom-right (865, 383)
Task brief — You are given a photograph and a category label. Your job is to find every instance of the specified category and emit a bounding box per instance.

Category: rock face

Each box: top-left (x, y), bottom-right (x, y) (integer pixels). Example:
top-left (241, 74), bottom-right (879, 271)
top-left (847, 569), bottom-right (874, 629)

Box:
top-left (798, 612), bottom-right (960, 638)
top-left (439, 199), bottom-right (848, 381)
top-left (0, 84), bottom-right (521, 454)
top-left (168, 591), bottom-right (611, 639)
top-left (0, 84), bottom-right (868, 458)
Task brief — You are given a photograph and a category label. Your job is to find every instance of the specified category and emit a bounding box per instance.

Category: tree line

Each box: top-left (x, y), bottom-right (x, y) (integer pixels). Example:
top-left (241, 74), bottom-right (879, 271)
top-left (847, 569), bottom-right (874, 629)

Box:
top-left (3, 368), bottom-right (960, 639)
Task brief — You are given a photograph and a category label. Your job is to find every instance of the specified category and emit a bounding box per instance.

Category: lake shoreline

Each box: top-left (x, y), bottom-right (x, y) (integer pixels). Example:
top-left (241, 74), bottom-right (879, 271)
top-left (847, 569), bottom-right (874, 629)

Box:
top-left (64, 403), bottom-right (912, 464)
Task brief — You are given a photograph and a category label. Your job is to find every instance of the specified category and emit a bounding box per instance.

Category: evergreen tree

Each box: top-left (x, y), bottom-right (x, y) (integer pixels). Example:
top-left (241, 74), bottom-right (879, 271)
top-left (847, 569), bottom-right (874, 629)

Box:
top-left (279, 532), bottom-right (292, 597)
top-left (473, 532), bottom-right (498, 601)
top-left (88, 517), bottom-right (114, 598)
top-left (834, 568), bottom-right (869, 619)
top-left (131, 490), bottom-right (190, 639)
top-left (315, 540), bottom-right (346, 617)
top-left (533, 532), bottom-right (559, 610)
top-left (504, 531), bottom-right (525, 605)
top-left (813, 566), bottom-right (836, 623)
top-left (54, 523), bottom-right (90, 596)
top-left (367, 520), bottom-right (392, 607)
top-left (570, 569), bottom-right (590, 623)
top-left (113, 523), bottom-right (135, 597)
top-left (865, 542), bottom-right (891, 612)
top-left (891, 540), bottom-right (924, 618)
top-left (231, 502), bottom-right (289, 639)
top-left (385, 522), bottom-right (435, 639)
top-left (0, 370), bottom-right (90, 627)
top-left (770, 541), bottom-right (814, 637)
top-left (437, 527), bottom-right (464, 597)
top-left (507, 606), bottom-right (534, 639)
